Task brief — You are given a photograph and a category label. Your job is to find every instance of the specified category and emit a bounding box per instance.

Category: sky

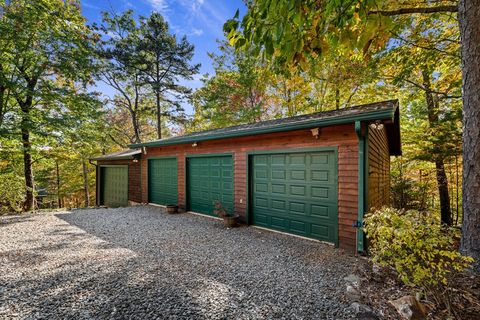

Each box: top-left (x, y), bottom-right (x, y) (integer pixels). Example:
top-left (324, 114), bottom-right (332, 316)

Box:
top-left (81, 0), bottom-right (247, 115)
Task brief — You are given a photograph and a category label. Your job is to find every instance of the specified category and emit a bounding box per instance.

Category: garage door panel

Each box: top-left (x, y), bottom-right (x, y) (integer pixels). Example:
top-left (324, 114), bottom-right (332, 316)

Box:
top-left (271, 184), bottom-right (286, 194)
top-left (255, 183), bottom-right (268, 192)
top-left (311, 224), bottom-right (331, 238)
top-left (271, 170), bottom-right (286, 180)
top-left (222, 170), bottom-right (232, 177)
top-left (290, 202), bottom-right (306, 214)
top-left (271, 154), bottom-right (286, 165)
top-left (222, 182), bottom-right (233, 190)
top-left (290, 220), bottom-right (307, 233)
top-left (289, 154), bottom-right (305, 165)
top-left (149, 158), bottom-right (178, 205)
top-left (102, 166), bottom-right (128, 207)
top-left (255, 169), bottom-right (268, 179)
top-left (290, 170), bottom-right (306, 180)
top-left (187, 156), bottom-right (234, 216)
top-left (271, 216), bottom-right (286, 229)
top-left (311, 186), bottom-right (329, 199)
top-left (271, 199), bottom-right (286, 210)
top-left (290, 185), bottom-right (306, 196)
top-left (254, 155), bottom-right (268, 165)
top-left (311, 154), bottom-right (330, 165)
top-left (311, 170), bottom-right (330, 182)
top-left (311, 204), bottom-right (331, 218)
top-left (251, 151), bottom-right (338, 244)
top-left (255, 197), bottom-right (269, 208)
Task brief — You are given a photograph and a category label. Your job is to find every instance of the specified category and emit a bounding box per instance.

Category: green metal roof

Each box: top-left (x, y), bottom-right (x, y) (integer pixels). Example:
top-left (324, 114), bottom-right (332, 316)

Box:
top-left (130, 99), bottom-right (401, 155)
top-left (91, 149), bottom-right (142, 161)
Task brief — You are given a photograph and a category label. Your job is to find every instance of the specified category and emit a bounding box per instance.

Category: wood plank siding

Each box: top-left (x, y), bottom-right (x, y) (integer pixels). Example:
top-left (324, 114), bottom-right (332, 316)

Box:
top-left (140, 124), bottom-right (359, 250)
top-left (97, 159), bottom-right (142, 204)
top-left (367, 127), bottom-right (390, 210)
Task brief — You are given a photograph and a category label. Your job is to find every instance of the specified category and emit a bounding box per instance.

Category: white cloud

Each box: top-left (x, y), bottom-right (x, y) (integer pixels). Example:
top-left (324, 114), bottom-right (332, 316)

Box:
top-left (143, 0), bottom-right (227, 38)
top-left (145, 0), bottom-right (168, 13)
top-left (82, 1), bottom-right (101, 10)
top-left (124, 2), bottom-right (136, 9)
top-left (190, 28), bottom-right (203, 36)
top-left (190, 0), bottom-right (204, 11)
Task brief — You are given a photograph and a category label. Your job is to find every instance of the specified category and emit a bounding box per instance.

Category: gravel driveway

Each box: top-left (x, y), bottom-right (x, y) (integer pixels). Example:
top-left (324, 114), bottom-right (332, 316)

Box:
top-left (1, 206), bottom-right (358, 319)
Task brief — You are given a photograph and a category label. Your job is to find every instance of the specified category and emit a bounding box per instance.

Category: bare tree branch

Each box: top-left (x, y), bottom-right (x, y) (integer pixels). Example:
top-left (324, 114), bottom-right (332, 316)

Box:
top-left (370, 5), bottom-right (458, 16)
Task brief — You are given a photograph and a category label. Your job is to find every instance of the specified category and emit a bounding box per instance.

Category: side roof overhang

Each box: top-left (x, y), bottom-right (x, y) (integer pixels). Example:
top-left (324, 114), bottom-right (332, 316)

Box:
top-left (129, 99), bottom-right (401, 156)
top-left (90, 149), bottom-right (142, 161)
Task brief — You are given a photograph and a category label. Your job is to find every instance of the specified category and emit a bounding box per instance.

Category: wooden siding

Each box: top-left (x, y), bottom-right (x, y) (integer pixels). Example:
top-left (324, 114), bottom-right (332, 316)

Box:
top-left (97, 159), bottom-right (142, 204)
top-left (367, 127), bottom-right (390, 210)
top-left (140, 124), bottom-right (359, 251)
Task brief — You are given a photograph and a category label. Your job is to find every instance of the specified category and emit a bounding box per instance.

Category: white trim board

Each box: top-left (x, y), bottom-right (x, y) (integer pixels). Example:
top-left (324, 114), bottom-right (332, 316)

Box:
top-left (252, 226), bottom-right (335, 246)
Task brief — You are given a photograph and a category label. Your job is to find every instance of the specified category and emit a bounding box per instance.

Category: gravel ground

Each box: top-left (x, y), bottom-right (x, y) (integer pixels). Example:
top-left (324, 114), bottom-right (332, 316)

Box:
top-left (1, 206), bottom-right (358, 319)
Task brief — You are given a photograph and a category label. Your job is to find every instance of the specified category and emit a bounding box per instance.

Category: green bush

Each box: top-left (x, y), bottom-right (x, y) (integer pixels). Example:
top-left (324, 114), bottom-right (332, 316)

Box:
top-left (364, 207), bottom-right (473, 289)
top-left (0, 172), bottom-right (25, 214)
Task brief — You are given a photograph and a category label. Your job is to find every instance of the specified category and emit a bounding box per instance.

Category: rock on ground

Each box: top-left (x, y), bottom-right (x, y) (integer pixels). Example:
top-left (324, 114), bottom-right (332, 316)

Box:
top-left (1, 206), bottom-right (357, 319)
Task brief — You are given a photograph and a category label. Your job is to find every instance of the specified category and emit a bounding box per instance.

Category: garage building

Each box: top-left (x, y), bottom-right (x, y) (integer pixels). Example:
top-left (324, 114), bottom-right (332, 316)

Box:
top-left (94, 100), bottom-right (401, 252)
top-left (92, 149), bottom-right (142, 207)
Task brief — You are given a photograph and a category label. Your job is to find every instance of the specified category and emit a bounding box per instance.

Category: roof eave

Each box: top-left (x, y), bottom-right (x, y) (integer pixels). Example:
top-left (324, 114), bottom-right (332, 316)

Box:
top-left (129, 107), bottom-right (397, 149)
top-left (91, 156), bottom-right (133, 161)
top-left (90, 150), bottom-right (142, 161)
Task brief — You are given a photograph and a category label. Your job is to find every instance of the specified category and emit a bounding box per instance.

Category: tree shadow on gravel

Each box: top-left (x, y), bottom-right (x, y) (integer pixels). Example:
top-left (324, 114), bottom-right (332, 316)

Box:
top-left (3, 257), bottom-right (209, 319)
top-left (33, 207), bottom-right (358, 319)
top-left (0, 215), bottom-right (35, 227)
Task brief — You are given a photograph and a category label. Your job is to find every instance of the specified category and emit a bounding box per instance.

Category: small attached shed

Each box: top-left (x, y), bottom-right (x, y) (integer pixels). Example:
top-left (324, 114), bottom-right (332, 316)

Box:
top-left (94, 99), bottom-right (401, 252)
top-left (91, 149), bottom-right (142, 207)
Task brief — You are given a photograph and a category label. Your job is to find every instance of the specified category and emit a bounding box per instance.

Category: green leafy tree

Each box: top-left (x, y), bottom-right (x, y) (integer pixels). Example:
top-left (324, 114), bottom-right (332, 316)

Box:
top-left (374, 11), bottom-right (462, 225)
top-left (191, 43), bottom-right (269, 130)
top-left (94, 11), bottom-right (149, 144)
top-left (0, 0), bottom-right (98, 211)
top-left (226, 0), bottom-right (480, 272)
top-left (137, 12), bottom-right (200, 139)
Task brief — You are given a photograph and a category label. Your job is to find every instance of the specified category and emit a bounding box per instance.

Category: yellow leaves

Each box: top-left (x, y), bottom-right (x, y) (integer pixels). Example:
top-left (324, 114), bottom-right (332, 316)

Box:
top-left (353, 12), bottom-right (361, 23)
top-left (364, 207), bottom-right (473, 289)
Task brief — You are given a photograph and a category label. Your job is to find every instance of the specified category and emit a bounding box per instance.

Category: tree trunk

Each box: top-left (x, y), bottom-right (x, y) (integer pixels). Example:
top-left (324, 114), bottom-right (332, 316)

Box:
top-left (56, 160), bottom-right (61, 208)
top-left (435, 159), bottom-right (452, 225)
top-left (156, 90), bottom-right (161, 139)
top-left (17, 76), bottom-right (38, 212)
top-left (335, 87), bottom-right (340, 110)
top-left (0, 85), bottom-right (5, 128)
top-left (131, 109), bottom-right (141, 143)
top-left (21, 105), bottom-right (34, 211)
top-left (455, 154), bottom-right (460, 225)
top-left (82, 160), bottom-right (90, 207)
top-left (459, 0), bottom-right (480, 272)
top-left (422, 69), bottom-right (452, 225)
top-left (155, 60), bottom-right (162, 140)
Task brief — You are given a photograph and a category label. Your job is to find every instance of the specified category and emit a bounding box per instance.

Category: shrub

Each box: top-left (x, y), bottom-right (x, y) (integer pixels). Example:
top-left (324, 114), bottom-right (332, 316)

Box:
top-left (213, 200), bottom-right (233, 218)
top-left (0, 172), bottom-right (25, 214)
top-left (364, 207), bottom-right (473, 303)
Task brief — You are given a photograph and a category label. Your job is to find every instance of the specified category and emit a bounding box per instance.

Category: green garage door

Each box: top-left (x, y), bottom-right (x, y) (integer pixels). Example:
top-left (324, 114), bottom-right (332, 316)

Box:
top-left (101, 166), bottom-right (128, 207)
top-left (149, 158), bottom-right (178, 205)
top-left (187, 156), bottom-right (233, 216)
top-left (251, 151), bottom-right (338, 244)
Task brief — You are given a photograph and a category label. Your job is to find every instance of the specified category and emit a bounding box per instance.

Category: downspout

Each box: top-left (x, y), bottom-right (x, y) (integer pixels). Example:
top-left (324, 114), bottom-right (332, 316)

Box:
top-left (355, 121), bottom-right (367, 253)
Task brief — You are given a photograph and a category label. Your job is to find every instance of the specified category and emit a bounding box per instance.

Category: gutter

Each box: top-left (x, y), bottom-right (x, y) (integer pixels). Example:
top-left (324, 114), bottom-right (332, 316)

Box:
top-left (355, 121), bottom-right (367, 253)
top-left (129, 107), bottom-right (397, 149)
top-left (90, 156), bottom-right (136, 161)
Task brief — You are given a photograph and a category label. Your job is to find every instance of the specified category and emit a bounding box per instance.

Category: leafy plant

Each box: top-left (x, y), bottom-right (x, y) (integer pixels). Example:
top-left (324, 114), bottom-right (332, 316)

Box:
top-left (364, 207), bottom-right (473, 310)
top-left (0, 172), bottom-right (25, 214)
top-left (213, 200), bottom-right (234, 218)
